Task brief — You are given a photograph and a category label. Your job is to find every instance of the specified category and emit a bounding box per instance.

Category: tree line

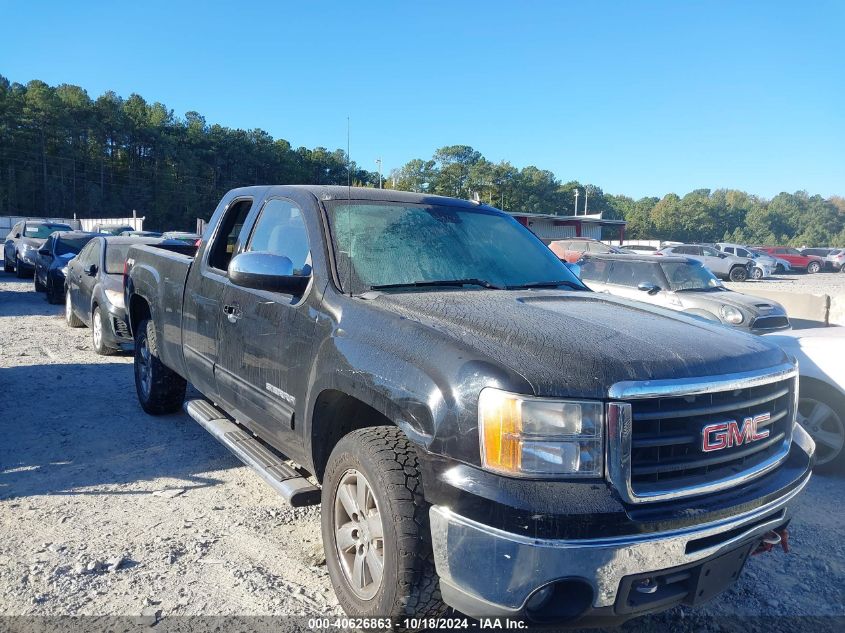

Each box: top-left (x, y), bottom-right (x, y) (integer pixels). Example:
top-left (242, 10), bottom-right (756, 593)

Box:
top-left (1, 77), bottom-right (842, 245)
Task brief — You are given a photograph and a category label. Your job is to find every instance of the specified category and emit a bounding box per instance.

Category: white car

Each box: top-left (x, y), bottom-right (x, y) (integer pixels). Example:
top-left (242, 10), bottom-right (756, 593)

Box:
top-left (716, 242), bottom-right (776, 279)
top-left (765, 327), bottom-right (845, 471)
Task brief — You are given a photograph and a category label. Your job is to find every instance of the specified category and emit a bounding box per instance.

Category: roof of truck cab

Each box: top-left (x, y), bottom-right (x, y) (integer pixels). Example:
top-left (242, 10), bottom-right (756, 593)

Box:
top-left (228, 185), bottom-right (503, 212)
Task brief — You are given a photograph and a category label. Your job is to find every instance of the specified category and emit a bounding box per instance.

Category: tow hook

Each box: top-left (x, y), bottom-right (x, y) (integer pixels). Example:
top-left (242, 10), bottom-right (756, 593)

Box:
top-left (752, 528), bottom-right (790, 555)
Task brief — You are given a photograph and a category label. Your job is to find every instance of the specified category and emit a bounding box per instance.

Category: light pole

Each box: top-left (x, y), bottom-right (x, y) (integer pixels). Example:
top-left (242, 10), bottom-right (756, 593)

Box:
top-left (573, 188), bottom-right (579, 215)
top-left (584, 186), bottom-right (589, 215)
top-left (375, 158), bottom-right (382, 189)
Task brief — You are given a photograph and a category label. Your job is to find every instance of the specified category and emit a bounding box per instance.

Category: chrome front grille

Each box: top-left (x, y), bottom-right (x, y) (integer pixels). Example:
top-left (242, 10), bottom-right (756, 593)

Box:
top-left (607, 363), bottom-right (797, 504)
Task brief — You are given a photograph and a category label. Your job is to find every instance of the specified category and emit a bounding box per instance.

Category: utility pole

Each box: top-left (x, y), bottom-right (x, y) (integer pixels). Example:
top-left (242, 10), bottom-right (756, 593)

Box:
top-left (573, 188), bottom-right (579, 215)
top-left (375, 158), bottom-right (382, 189)
top-left (584, 186), bottom-right (589, 215)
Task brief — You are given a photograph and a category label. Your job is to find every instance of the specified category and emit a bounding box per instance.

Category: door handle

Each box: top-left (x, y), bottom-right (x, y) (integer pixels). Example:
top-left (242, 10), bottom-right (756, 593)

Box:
top-left (223, 303), bottom-right (242, 323)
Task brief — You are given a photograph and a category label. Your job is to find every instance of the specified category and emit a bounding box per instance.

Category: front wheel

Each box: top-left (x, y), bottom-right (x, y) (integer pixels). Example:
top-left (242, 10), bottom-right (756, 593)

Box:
top-left (92, 306), bottom-right (119, 356)
top-left (3, 254), bottom-right (12, 273)
top-left (322, 427), bottom-right (445, 623)
top-left (729, 266), bottom-right (748, 282)
top-left (34, 273), bottom-right (45, 292)
top-left (807, 261), bottom-right (821, 274)
top-left (46, 279), bottom-right (62, 304)
top-left (751, 267), bottom-right (764, 280)
top-left (65, 290), bottom-right (84, 327)
top-left (134, 319), bottom-right (186, 415)
top-left (15, 255), bottom-right (27, 278)
top-left (797, 382), bottom-right (845, 473)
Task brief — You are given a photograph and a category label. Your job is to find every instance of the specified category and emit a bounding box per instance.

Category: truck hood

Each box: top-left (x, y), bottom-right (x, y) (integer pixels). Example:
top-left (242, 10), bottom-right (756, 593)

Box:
top-left (371, 289), bottom-right (789, 398)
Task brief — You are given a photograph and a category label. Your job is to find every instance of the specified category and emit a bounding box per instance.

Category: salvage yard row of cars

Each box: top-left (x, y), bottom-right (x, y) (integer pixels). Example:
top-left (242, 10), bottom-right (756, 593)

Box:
top-left (2, 192), bottom-right (842, 627)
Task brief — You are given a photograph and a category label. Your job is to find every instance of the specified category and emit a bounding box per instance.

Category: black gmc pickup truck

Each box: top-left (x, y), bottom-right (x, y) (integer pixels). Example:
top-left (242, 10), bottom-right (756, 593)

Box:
top-left (125, 185), bottom-right (815, 626)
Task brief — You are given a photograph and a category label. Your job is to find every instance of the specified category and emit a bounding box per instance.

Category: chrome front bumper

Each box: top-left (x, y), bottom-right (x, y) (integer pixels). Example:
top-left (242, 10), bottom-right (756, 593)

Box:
top-left (430, 469), bottom-right (811, 618)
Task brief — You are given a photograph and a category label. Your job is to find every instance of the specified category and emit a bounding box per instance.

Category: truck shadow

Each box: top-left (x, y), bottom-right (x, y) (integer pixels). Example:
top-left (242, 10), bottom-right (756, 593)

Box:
top-left (0, 362), bottom-right (240, 499)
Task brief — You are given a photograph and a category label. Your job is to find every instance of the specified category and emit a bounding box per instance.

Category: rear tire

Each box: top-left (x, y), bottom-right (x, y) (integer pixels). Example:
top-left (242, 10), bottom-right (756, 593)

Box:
top-left (134, 318), bottom-right (186, 415)
top-left (322, 427), bottom-right (445, 624)
top-left (729, 266), bottom-right (748, 282)
top-left (92, 306), bottom-right (119, 356)
top-left (807, 261), bottom-right (821, 274)
top-left (65, 290), bottom-right (84, 327)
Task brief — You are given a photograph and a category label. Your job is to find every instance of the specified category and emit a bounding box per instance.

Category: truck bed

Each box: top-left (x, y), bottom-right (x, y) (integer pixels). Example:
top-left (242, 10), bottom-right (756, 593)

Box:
top-left (125, 243), bottom-right (195, 379)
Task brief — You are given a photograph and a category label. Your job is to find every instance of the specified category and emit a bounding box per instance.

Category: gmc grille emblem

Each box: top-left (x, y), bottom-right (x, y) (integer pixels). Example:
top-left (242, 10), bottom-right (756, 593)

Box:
top-left (702, 412), bottom-right (771, 452)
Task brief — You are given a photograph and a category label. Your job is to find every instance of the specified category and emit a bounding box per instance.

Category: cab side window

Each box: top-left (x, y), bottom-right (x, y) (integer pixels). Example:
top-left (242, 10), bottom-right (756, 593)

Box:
top-left (208, 199), bottom-right (253, 272)
top-left (247, 199), bottom-right (311, 275)
top-left (701, 246), bottom-right (720, 257)
top-left (579, 258), bottom-right (609, 282)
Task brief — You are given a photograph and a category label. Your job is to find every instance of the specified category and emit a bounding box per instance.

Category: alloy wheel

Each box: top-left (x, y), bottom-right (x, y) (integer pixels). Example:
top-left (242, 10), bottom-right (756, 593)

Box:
top-left (333, 468), bottom-right (385, 600)
top-left (137, 335), bottom-right (153, 398)
top-left (797, 397), bottom-right (845, 466)
top-left (93, 310), bottom-right (103, 350)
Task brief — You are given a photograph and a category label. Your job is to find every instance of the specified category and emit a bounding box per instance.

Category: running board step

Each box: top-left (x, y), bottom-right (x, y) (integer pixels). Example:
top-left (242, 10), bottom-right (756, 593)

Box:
top-left (184, 399), bottom-right (321, 507)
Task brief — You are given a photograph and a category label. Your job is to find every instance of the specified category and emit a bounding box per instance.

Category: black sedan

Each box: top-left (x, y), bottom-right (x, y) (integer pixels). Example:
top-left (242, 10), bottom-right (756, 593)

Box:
top-left (64, 236), bottom-right (164, 355)
top-left (34, 231), bottom-right (100, 303)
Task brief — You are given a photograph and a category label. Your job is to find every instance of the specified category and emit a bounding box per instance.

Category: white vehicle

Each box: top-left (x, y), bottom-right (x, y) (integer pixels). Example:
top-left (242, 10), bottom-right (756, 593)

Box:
top-left (765, 327), bottom-right (845, 471)
top-left (716, 243), bottom-right (775, 279)
top-left (750, 248), bottom-right (792, 273)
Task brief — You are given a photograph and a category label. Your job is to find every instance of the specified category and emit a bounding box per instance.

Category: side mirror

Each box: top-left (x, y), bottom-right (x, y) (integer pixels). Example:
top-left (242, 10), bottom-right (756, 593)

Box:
top-left (85, 264), bottom-right (97, 277)
top-left (14, 233), bottom-right (20, 239)
top-left (38, 248), bottom-right (52, 256)
top-left (638, 282), bottom-right (661, 295)
top-left (564, 262), bottom-right (581, 279)
top-left (228, 252), bottom-right (310, 295)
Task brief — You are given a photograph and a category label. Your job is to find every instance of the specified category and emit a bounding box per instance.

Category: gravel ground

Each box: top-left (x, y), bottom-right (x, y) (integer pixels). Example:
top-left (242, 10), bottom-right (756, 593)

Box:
top-left (1, 275), bottom-right (843, 632)
top-left (726, 269), bottom-right (845, 296)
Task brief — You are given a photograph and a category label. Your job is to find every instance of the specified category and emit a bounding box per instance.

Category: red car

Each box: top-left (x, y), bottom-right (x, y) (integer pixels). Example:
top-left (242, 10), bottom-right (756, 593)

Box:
top-left (756, 246), bottom-right (824, 273)
top-left (547, 238), bottom-right (628, 263)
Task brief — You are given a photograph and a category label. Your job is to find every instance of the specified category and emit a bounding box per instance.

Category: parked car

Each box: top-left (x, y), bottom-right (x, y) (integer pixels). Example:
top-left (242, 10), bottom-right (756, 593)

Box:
top-left (123, 185), bottom-right (812, 626)
top-left (622, 244), bottom-right (658, 252)
top-left (161, 231), bottom-right (201, 244)
top-left (765, 327), bottom-right (845, 471)
top-left (34, 231), bottom-right (99, 303)
top-left (715, 242), bottom-right (776, 279)
top-left (750, 248), bottom-right (792, 273)
top-left (548, 237), bottom-right (631, 262)
top-left (800, 247), bottom-right (845, 271)
top-left (120, 230), bottom-right (162, 238)
top-left (92, 224), bottom-right (134, 235)
top-left (4, 220), bottom-right (73, 277)
top-left (755, 247), bottom-right (823, 273)
top-left (657, 243), bottom-right (754, 281)
top-left (65, 236), bottom-right (165, 355)
top-left (578, 253), bottom-right (790, 332)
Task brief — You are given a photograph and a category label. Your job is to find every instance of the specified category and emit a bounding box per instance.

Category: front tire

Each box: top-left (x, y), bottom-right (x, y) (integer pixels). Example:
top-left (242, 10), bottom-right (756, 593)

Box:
top-left (729, 266), bottom-right (748, 282)
top-left (92, 306), bottom-right (118, 356)
top-left (3, 254), bottom-right (12, 273)
top-left (322, 427), bottom-right (445, 623)
top-left (751, 267), bottom-right (764, 280)
top-left (65, 290), bottom-right (84, 327)
top-left (797, 382), bottom-right (845, 473)
top-left (34, 273), bottom-right (45, 292)
top-left (46, 279), bottom-right (62, 304)
top-left (15, 255), bottom-right (27, 278)
top-left (134, 319), bottom-right (186, 415)
top-left (807, 261), bottom-right (821, 274)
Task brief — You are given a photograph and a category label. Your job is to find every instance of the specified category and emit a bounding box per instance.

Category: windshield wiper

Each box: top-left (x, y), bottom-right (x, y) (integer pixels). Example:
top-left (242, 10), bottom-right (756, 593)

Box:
top-left (369, 278), bottom-right (504, 291)
top-left (506, 280), bottom-right (585, 290)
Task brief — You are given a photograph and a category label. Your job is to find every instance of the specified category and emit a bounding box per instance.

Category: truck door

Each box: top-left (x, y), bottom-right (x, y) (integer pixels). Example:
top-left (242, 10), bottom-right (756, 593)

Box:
top-left (182, 197), bottom-right (254, 397)
top-left (214, 197), bottom-right (316, 454)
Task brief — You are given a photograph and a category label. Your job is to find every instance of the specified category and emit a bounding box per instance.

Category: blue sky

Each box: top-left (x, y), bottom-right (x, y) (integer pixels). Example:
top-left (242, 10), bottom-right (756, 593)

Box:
top-left (2, 0), bottom-right (843, 199)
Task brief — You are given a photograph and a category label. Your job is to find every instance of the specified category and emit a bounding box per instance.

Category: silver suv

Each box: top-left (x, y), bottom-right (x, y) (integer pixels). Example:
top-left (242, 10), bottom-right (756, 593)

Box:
top-left (577, 253), bottom-right (790, 333)
top-left (658, 243), bottom-right (754, 281)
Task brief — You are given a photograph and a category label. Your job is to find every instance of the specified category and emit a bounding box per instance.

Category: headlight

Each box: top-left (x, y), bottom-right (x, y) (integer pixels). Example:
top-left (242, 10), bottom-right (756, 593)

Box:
top-left (104, 288), bottom-right (125, 309)
top-left (478, 388), bottom-right (603, 477)
top-left (60, 266), bottom-right (68, 277)
top-left (720, 304), bottom-right (744, 324)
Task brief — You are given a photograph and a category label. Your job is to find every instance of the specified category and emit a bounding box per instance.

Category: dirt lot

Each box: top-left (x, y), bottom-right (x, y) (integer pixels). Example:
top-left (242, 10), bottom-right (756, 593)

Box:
top-left (726, 268), bottom-right (845, 296)
top-left (1, 275), bottom-right (844, 632)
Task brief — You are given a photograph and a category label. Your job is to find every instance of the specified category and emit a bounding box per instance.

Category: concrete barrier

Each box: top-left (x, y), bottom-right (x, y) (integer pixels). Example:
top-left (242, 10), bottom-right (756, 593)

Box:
top-left (829, 295), bottom-right (845, 327)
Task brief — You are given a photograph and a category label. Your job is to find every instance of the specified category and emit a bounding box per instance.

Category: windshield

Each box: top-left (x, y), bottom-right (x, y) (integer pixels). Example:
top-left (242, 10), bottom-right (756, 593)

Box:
top-left (325, 202), bottom-right (583, 294)
top-left (24, 223), bottom-right (72, 239)
top-left (104, 243), bottom-right (133, 274)
top-left (55, 236), bottom-right (95, 257)
top-left (661, 261), bottom-right (723, 291)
